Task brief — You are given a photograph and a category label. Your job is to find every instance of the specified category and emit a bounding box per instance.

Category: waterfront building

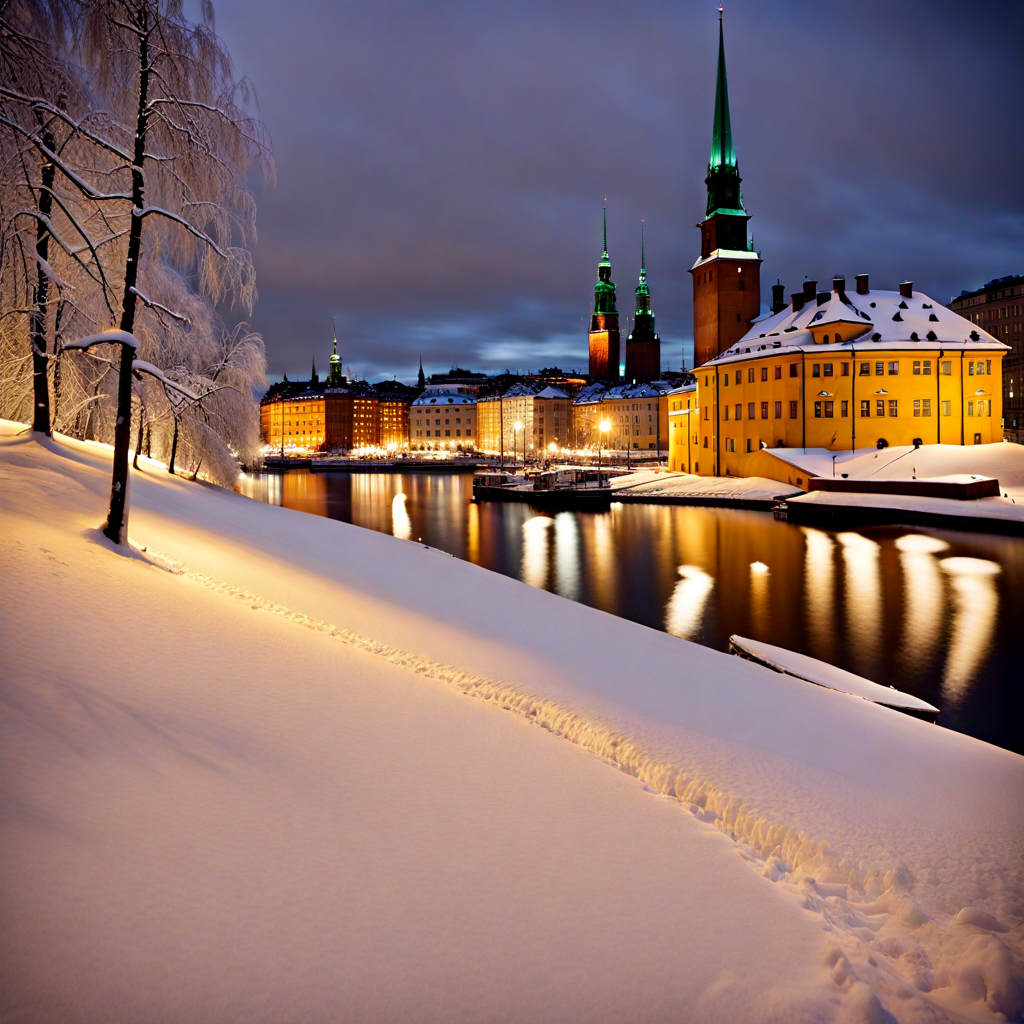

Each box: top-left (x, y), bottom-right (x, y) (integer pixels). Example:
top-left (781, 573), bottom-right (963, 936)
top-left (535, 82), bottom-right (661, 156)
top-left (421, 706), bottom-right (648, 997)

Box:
top-left (372, 379), bottom-right (418, 448)
top-left (477, 383), bottom-right (572, 456)
top-left (624, 229), bottom-right (661, 383)
top-left (602, 380), bottom-right (672, 453)
top-left (410, 385), bottom-right (476, 449)
top-left (690, 14), bottom-right (761, 370)
top-left (667, 382), bottom-right (699, 473)
top-left (694, 276), bottom-right (1007, 478)
top-left (588, 209), bottom-right (620, 381)
top-left (260, 383), bottom-right (326, 450)
top-left (571, 382), bottom-right (611, 450)
top-left (949, 274), bottom-right (1024, 442)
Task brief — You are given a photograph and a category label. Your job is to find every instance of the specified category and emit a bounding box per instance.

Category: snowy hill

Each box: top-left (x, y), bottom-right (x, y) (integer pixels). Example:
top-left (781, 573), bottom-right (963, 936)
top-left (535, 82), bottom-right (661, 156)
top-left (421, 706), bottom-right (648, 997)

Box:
top-left (1, 420), bottom-right (1022, 1023)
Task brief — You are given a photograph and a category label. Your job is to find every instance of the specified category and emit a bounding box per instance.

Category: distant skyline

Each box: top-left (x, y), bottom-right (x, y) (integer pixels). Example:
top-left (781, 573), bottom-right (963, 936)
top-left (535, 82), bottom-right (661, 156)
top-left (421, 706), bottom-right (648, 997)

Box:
top-left (213, 0), bottom-right (1024, 384)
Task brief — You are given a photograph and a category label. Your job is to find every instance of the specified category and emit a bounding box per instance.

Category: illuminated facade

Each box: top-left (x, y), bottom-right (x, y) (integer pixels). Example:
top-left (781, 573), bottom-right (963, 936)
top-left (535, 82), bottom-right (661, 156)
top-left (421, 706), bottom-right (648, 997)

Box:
top-left (601, 381), bottom-right (671, 452)
top-left (410, 386), bottom-right (476, 449)
top-left (667, 383), bottom-right (699, 473)
top-left (694, 276), bottom-right (1007, 477)
top-left (477, 384), bottom-right (572, 456)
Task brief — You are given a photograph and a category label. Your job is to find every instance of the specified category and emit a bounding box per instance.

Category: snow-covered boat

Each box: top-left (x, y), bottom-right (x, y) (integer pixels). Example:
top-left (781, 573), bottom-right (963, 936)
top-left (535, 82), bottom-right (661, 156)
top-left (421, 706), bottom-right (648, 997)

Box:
top-left (728, 635), bottom-right (939, 721)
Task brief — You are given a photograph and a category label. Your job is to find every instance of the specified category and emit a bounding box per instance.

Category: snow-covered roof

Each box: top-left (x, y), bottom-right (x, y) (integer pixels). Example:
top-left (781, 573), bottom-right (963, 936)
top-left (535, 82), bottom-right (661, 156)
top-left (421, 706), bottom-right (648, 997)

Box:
top-left (573, 382), bottom-right (611, 406)
top-left (411, 393), bottom-right (475, 407)
top-left (705, 286), bottom-right (1007, 368)
top-left (534, 385), bottom-right (569, 399)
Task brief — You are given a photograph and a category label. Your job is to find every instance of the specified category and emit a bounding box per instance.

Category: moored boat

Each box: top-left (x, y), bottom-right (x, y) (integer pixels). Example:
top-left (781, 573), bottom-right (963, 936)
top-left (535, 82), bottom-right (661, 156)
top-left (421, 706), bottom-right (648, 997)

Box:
top-left (728, 635), bottom-right (939, 721)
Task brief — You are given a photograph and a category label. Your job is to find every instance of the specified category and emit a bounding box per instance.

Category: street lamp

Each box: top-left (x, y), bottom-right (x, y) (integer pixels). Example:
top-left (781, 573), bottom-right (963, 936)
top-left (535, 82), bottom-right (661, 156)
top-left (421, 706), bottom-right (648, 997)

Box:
top-left (599, 419), bottom-right (611, 483)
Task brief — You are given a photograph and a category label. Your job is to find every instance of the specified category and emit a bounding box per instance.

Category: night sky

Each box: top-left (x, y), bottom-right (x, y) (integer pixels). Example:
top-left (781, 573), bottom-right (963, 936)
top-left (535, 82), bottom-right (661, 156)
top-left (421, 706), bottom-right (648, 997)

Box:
top-left (212, 0), bottom-right (1023, 384)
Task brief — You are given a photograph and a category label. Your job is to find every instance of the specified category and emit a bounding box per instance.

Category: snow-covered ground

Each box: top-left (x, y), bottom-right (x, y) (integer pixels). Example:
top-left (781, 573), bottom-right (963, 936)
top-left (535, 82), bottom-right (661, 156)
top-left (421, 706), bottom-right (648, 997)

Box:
top-left (780, 444), bottom-right (1024, 528)
top-left (2, 420), bottom-right (1023, 1023)
top-left (613, 468), bottom-right (802, 502)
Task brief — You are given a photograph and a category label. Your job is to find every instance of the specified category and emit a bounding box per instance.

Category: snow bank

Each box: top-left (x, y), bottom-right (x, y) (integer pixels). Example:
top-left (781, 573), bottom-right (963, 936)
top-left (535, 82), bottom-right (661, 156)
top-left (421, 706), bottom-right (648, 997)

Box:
top-left (613, 469), bottom-right (802, 502)
top-left (2, 421), bottom-right (1023, 1023)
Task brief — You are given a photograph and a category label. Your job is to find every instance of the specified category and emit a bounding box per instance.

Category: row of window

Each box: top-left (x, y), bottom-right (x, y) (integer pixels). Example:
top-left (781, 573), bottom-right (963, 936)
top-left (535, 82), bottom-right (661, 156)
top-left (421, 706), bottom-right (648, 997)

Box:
top-left (713, 358), bottom-right (994, 386)
top-left (414, 417), bottom-right (472, 426)
top-left (719, 396), bottom-right (992, 422)
top-left (415, 429), bottom-right (473, 437)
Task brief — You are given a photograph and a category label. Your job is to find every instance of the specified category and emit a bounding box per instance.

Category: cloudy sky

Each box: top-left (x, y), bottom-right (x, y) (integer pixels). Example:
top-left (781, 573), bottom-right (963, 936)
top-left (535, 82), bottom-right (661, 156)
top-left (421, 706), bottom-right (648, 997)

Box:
top-left (211, 0), bottom-right (1023, 384)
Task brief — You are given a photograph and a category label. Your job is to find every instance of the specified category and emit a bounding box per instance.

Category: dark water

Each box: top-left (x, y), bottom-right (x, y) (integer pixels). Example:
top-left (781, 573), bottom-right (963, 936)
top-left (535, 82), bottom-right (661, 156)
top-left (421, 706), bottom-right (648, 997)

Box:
top-left (239, 469), bottom-right (1024, 754)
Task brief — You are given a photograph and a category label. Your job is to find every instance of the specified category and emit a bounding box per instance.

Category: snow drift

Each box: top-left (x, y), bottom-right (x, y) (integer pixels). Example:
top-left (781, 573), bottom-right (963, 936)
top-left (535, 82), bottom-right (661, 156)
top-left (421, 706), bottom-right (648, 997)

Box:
top-left (2, 421), bottom-right (1023, 1023)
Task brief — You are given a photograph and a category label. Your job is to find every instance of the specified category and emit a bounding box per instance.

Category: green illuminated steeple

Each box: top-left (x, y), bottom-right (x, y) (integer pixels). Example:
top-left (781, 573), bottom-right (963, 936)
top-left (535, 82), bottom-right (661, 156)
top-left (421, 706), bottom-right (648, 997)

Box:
top-left (327, 321), bottom-right (343, 386)
top-left (625, 224), bottom-right (660, 382)
top-left (593, 206), bottom-right (617, 315)
top-left (705, 10), bottom-right (746, 219)
top-left (634, 226), bottom-right (652, 317)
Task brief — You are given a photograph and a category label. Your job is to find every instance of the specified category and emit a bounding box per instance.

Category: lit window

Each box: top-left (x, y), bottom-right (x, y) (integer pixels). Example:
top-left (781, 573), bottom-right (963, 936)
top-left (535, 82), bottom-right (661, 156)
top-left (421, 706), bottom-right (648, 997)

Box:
top-left (876, 400), bottom-right (885, 417)
top-left (824, 363), bottom-right (833, 377)
top-left (859, 363), bottom-right (870, 376)
top-left (888, 362), bottom-right (899, 375)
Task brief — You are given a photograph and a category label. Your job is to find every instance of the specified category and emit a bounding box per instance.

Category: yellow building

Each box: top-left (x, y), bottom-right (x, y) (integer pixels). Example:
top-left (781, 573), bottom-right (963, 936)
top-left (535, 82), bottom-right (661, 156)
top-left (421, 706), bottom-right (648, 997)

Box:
top-left (410, 386), bottom-right (476, 449)
top-left (260, 392), bottom-right (325, 450)
top-left (695, 276), bottom-right (1007, 477)
top-left (477, 384), bottom-right (572, 456)
top-left (667, 383), bottom-right (699, 472)
top-left (600, 382), bottom-right (671, 453)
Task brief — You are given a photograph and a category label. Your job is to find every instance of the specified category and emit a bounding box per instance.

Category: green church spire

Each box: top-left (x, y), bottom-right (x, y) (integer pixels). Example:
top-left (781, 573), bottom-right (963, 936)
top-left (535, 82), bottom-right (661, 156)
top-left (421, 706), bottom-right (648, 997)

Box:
top-left (705, 9), bottom-right (747, 220)
top-left (327, 320), bottom-right (343, 386)
top-left (593, 205), bottom-right (617, 315)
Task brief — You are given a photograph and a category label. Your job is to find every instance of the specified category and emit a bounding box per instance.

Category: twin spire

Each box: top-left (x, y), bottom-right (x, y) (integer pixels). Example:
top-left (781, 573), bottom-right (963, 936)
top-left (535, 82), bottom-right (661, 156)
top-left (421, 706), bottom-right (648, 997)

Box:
top-left (595, 210), bottom-right (653, 317)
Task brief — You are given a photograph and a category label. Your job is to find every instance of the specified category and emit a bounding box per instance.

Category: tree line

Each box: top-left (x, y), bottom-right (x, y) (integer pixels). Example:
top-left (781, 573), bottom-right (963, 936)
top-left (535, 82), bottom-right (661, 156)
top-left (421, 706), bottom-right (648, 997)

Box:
top-left (0, 0), bottom-right (273, 486)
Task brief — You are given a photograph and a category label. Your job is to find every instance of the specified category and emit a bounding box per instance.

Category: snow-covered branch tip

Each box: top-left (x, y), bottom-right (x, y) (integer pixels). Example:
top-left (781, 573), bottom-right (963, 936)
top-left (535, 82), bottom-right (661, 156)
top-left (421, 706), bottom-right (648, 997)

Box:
top-left (132, 360), bottom-right (200, 401)
top-left (130, 286), bottom-right (190, 324)
top-left (132, 207), bottom-right (229, 258)
top-left (60, 330), bottom-right (139, 352)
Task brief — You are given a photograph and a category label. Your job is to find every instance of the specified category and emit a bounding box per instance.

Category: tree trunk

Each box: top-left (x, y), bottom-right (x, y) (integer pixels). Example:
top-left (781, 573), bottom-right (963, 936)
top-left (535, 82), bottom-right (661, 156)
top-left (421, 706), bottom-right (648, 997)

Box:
top-left (30, 124), bottom-right (56, 434)
top-left (133, 399), bottom-right (144, 469)
top-left (104, 14), bottom-right (150, 544)
top-left (169, 417), bottom-right (179, 474)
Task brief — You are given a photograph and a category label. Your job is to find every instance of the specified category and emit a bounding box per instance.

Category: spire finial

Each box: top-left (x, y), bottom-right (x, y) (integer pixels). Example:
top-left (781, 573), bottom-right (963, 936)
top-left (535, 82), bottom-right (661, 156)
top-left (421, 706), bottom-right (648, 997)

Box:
top-left (602, 203), bottom-right (608, 259)
top-left (709, 10), bottom-right (736, 171)
top-left (641, 221), bottom-right (645, 275)
top-left (333, 317), bottom-right (337, 355)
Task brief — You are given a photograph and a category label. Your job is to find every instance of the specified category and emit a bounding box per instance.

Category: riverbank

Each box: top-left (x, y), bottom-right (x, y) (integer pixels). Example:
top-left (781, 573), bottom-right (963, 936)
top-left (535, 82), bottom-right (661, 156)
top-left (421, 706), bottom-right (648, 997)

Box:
top-left (3, 420), bottom-right (1023, 1022)
top-left (611, 469), bottom-right (802, 510)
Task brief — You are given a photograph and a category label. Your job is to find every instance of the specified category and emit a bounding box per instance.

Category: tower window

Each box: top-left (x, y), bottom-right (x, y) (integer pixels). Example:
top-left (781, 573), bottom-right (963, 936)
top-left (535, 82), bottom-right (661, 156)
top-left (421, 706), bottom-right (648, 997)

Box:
top-left (775, 365), bottom-right (782, 380)
top-left (761, 366), bottom-right (768, 381)
top-left (790, 364), bottom-right (799, 378)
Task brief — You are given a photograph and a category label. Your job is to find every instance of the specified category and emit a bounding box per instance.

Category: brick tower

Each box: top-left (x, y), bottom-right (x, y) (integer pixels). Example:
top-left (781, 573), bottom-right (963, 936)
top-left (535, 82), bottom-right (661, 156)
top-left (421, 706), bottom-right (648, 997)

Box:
top-left (690, 11), bottom-right (761, 369)
top-left (588, 208), bottom-right (620, 380)
top-left (625, 227), bottom-right (661, 382)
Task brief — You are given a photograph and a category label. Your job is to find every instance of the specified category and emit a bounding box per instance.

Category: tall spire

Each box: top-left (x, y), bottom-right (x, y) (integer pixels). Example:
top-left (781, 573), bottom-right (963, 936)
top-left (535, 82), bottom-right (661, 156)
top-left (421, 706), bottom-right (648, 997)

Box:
top-left (594, 206), bottom-right (616, 314)
top-left (417, 349), bottom-right (425, 389)
top-left (327, 318), bottom-right (343, 385)
top-left (709, 9), bottom-right (736, 171)
top-left (704, 9), bottom-right (746, 220)
top-left (625, 222), bottom-right (659, 383)
top-left (635, 224), bottom-right (651, 313)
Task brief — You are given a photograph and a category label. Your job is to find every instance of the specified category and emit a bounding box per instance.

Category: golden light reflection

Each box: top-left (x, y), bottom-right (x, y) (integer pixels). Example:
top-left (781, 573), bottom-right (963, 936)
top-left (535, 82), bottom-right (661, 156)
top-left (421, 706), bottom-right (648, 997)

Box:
top-left (589, 512), bottom-right (615, 608)
top-left (466, 500), bottom-right (480, 564)
top-left (837, 532), bottom-right (881, 672)
top-left (522, 515), bottom-right (553, 589)
top-left (801, 527), bottom-right (835, 656)
top-left (391, 492), bottom-right (411, 540)
top-left (939, 556), bottom-right (1001, 702)
top-left (894, 534), bottom-right (949, 668)
top-left (750, 561), bottom-right (770, 636)
top-left (554, 512), bottom-right (580, 601)
top-left (665, 565), bottom-right (715, 641)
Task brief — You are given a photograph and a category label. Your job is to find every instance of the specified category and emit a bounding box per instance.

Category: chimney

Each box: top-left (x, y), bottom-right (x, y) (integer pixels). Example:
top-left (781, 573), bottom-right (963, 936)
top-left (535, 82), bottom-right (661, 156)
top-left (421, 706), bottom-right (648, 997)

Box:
top-left (791, 292), bottom-right (805, 312)
top-left (771, 282), bottom-right (786, 314)
top-left (802, 280), bottom-right (817, 301)
top-left (899, 280), bottom-right (913, 298)
top-left (833, 277), bottom-right (848, 302)
top-left (855, 273), bottom-right (869, 295)
top-left (816, 291), bottom-right (830, 306)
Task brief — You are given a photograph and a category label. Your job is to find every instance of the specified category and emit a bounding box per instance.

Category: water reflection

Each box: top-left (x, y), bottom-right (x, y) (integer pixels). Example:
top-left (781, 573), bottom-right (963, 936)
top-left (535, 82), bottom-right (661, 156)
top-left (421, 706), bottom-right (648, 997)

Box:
top-left (894, 534), bottom-right (949, 669)
top-left (238, 470), bottom-right (1023, 753)
top-left (802, 527), bottom-right (835, 657)
top-left (522, 515), bottom-right (553, 590)
top-left (749, 562), bottom-right (770, 636)
top-left (939, 557), bottom-right (1002, 702)
top-left (665, 566), bottom-right (715, 641)
top-left (392, 492), bottom-right (411, 540)
top-left (837, 532), bottom-right (882, 678)
top-left (554, 512), bottom-right (580, 601)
